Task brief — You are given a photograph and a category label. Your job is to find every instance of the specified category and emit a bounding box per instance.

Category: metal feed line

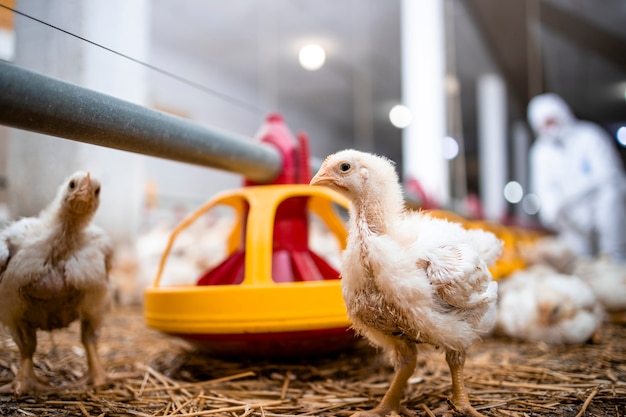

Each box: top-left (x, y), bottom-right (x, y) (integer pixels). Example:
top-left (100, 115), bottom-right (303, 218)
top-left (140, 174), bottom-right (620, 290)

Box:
top-left (0, 61), bottom-right (282, 184)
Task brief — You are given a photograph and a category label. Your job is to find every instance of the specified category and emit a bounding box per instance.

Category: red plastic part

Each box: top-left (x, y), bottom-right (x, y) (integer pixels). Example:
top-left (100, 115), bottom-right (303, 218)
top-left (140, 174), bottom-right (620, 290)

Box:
top-left (243, 113), bottom-right (311, 186)
top-left (197, 249), bottom-right (246, 286)
top-left (405, 177), bottom-right (439, 210)
top-left (172, 327), bottom-right (357, 358)
top-left (297, 131), bottom-right (312, 184)
top-left (271, 196), bottom-right (338, 282)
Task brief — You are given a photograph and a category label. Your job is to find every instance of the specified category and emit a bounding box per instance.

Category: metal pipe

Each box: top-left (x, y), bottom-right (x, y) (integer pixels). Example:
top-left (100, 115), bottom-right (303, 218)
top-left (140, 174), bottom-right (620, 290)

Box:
top-left (0, 61), bottom-right (282, 183)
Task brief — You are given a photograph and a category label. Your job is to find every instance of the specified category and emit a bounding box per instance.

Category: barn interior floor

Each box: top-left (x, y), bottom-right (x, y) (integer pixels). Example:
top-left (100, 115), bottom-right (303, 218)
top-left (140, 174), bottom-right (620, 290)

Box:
top-left (1, 305), bottom-right (624, 416)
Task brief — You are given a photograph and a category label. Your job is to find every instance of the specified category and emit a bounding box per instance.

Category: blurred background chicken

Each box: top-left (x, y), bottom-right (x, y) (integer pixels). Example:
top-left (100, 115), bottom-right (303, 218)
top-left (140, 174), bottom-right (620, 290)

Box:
top-left (310, 149), bottom-right (502, 417)
top-left (114, 205), bottom-right (342, 305)
top-left (107, 208), bottom-right (236, 305)
top-left (0, 171), bottom-right (112, 395)
top-left (133, 211), bottom-right (234, 301)
top-left (573, 257), bottom-right (626, 322)
top-left (495, 265), bottom-right (604, 344)
top-left (517, 235), bottom-right (577, 274)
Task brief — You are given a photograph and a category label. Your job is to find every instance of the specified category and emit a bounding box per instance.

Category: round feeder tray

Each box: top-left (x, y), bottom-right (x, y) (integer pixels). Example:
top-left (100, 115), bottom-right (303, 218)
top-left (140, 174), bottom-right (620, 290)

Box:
top-left (144, 185), bottom-right (355, 358)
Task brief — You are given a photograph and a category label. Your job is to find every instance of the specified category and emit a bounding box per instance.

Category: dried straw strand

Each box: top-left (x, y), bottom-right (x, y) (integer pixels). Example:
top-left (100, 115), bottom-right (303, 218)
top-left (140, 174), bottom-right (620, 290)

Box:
top-left (574, 388), bottom-right (599, 417)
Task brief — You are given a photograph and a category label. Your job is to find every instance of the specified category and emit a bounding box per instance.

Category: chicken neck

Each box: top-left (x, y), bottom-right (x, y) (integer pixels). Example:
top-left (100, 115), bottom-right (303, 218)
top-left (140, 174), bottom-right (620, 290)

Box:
top-left (43, 207), bottom-right (93, 262)
top-left (350, 186), bottom-right (404, 235)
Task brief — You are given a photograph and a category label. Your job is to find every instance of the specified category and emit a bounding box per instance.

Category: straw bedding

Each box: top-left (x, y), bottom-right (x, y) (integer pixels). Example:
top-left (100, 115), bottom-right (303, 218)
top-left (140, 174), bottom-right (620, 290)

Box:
top-left (1, 305), bottom-right (624, 416)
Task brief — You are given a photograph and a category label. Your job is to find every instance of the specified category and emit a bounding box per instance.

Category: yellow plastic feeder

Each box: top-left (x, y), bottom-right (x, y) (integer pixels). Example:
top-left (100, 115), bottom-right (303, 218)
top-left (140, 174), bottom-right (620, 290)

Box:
top-left (143, 184), bottom-right (355, 358)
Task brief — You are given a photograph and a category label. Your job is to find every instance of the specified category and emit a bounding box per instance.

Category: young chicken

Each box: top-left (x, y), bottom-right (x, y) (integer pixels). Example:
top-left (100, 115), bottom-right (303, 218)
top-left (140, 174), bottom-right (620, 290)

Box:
top-left (310, 150), bottom-right (502, 417)
top-left (0, 171), bottom-right (112, 395)
top-left (573, 257), bottom-right (626, 318)
top-left (517, 235), bottom-right (577, 274)
top-left (495, 265), bottom-right (603, 344)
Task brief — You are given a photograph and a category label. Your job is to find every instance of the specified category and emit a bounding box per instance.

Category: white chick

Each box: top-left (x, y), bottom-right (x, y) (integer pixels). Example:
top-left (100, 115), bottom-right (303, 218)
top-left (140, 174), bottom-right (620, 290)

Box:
top-left (308, 217), bottom-right (343, 269)
top-left (573, 257), bottom-right (626, 316)
top-left (310, 150), bottom-right (502, 417)
top-left (496, 265), bottom-right (604, 344)
top-left (135, 213), bottom-right (234, 299)
top-left (517, 235), bottom-right (577, 274)
top-left (136, 222), bottom-right (201, 291)
top-left (0, 172), bottom-right (112, 395)
top-left (184, 213), bottom-right (234, 273)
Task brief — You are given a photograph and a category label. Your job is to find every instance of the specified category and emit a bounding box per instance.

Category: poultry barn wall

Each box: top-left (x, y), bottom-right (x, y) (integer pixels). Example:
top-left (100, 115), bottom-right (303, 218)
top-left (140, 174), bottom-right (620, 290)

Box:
top-left (6, 0), bottom-right (149, 244)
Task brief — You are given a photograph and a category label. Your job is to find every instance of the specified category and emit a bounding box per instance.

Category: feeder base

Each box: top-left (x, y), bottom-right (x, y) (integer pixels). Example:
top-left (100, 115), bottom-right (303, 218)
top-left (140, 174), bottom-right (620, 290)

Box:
top-left (169, 327), bottom-right (358, 359)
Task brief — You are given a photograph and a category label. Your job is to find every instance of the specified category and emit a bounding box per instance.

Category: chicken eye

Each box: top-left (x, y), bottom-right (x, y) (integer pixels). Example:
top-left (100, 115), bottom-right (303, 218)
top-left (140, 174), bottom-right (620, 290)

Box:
top-left (94, 187), bottom-right (101, 196)
top-left (69, 181), bottom-right (76, 189)
top-left (340, 162), bottom-right (351, 172)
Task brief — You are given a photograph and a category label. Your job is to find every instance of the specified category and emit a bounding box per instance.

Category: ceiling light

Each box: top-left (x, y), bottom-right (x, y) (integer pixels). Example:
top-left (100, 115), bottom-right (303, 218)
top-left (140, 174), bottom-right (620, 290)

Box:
top-left (442, 136), bottom-right (459, 160)
top-left (503, 181), bottom-right (523, 204)
top-left (389, 104), bottom-right (412, 128)
top-left (522, 193), bottom-right (541, 215)
top-left (299, 44), bottom-right (326, 71)
top-left (617, 126), bottom-right (626, 147)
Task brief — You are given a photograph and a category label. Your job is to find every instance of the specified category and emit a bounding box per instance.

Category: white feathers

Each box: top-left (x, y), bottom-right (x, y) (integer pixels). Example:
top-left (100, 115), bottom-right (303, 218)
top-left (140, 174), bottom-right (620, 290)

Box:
top-left (574, 257), bottom-right (626, 313)
top-left (496, 266), bottom-right (603, 344)
top-left (517, 235), bottom-right (577, 274)
top-left (500, 237), bottom-right (624, 343)
top-left (0, 171), bottom-right (112, 321)
top-left (0, 172), bottom-right (113, 393)
top-left (312, 149), bottom-right (503, 353)
top-left (0, 218), bottom-right (38, 274)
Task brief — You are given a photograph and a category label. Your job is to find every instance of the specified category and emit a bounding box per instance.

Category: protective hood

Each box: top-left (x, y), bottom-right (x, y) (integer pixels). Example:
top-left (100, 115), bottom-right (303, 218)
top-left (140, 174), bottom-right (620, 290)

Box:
top-left (527, 93), bottom-right (576, 136)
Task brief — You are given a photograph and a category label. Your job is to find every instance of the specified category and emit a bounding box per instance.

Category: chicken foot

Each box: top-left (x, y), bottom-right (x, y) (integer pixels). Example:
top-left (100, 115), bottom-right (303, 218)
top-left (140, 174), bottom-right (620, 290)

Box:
top-left (0, 325), bottom-right (53, 395)
top-left (351, 342), bottom-right (417, 417)
top-left (79, 318), bottom-right (138, 388)
top-left (443, 349), bottom-right (486, 417)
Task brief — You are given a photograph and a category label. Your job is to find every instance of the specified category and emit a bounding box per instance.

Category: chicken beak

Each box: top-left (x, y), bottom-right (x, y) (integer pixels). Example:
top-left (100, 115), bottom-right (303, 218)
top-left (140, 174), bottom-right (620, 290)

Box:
top-left (77, 172), bottom-right (93, 195)
top-left (67, 172), bottom-right (96, 215)
top-left (72, 173), bottom-right (94, 212)
top-left (310, 169), bottom-right (336, 187)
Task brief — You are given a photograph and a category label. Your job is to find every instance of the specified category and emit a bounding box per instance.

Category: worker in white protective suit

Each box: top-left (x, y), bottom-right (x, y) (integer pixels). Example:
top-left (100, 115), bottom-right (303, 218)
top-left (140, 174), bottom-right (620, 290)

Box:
top-left (527, 93), bottom-right (626, 262)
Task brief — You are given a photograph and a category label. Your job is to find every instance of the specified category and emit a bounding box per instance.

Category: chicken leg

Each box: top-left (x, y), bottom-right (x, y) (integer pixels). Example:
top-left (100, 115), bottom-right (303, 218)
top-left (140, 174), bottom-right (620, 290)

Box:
top-left (0, 325), bottom-right (52, 395)
top-left (352, 342), bottom-right (417, 417)
top-left (81, 317), bottom-right (108, 387)
top-left (445, 349), bottom-right (485, 417)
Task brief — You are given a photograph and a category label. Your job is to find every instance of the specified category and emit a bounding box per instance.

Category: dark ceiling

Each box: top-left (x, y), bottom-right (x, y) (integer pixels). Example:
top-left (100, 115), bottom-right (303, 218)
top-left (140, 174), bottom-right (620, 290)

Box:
top-left (462, 0), bottom-right (626, 125)
top-left (456, 0), bottom-right (626, 191)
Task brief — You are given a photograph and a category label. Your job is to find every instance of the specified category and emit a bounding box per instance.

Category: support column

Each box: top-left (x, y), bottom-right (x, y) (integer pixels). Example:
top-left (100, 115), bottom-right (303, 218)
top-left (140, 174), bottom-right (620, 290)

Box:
top-left (512, 120), bottom-right (530, 221)
top-left (401, 0), bottom-right (449, 206)
top-left (477, 73), bottom-right (507, 221)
